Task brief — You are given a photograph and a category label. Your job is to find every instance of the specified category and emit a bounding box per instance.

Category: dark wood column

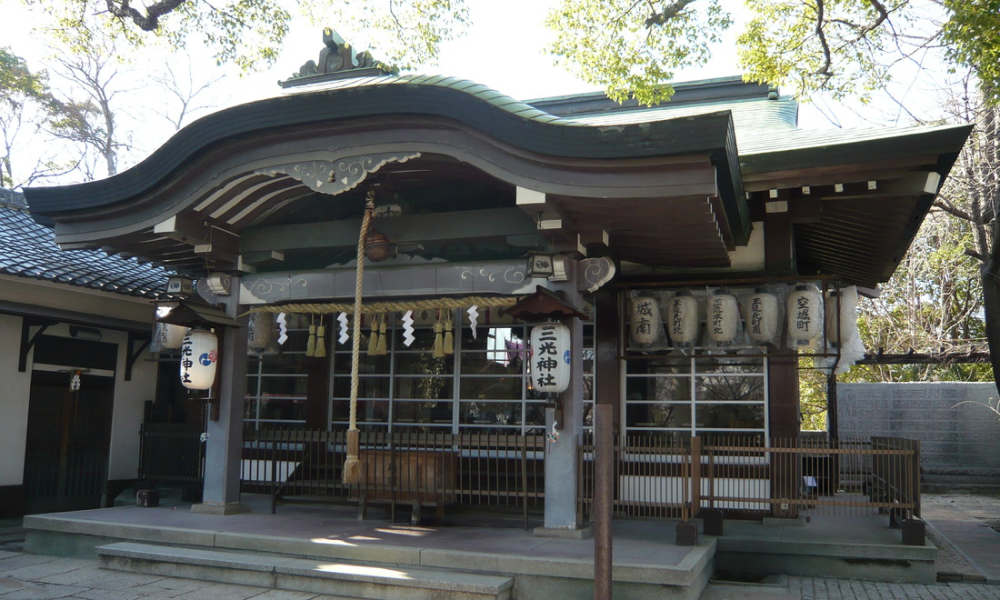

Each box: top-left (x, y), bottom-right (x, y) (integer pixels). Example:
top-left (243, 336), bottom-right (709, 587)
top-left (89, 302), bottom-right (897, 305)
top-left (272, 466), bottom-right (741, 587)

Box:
top-left (593, 290), bottom-right (621, 432)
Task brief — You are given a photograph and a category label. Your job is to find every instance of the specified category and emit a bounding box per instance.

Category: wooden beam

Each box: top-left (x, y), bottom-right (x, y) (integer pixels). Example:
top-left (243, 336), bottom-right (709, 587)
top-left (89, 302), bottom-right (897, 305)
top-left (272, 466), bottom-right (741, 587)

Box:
top-left (240, 207), bottom-right (538, 253)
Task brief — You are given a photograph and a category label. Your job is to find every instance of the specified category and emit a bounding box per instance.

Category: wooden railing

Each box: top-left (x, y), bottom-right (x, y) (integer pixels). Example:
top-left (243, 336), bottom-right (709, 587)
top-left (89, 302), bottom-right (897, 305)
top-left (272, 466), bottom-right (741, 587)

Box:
top-left (240, 429), bottom-right (545, 523)
top-left (579, 435), bottom-right (921, 522)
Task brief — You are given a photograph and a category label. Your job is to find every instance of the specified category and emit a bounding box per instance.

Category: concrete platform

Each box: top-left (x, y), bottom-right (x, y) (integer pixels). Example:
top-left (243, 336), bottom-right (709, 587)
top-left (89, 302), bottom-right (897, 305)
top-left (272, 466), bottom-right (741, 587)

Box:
top-left (20, 492), bottom-right (938, 600)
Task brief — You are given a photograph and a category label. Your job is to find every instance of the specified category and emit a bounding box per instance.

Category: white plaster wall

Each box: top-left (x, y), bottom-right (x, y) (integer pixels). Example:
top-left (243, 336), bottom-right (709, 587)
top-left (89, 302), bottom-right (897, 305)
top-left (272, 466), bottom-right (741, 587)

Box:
top-left (106, 329), bottom-right (158, 481)
top-left (0, 314), bottom-right (32, 487)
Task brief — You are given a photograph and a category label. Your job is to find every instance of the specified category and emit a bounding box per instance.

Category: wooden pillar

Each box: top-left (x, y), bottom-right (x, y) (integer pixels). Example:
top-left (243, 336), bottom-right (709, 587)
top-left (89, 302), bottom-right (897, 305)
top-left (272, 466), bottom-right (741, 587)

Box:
top-left (594, 290), bottom-right (620, 429)
top-left (768, 347), bottom-right (800, 517)
top-left (193, 277), bottom-right (250, 515)
top-left (305, 316), bottom-right (330, 430)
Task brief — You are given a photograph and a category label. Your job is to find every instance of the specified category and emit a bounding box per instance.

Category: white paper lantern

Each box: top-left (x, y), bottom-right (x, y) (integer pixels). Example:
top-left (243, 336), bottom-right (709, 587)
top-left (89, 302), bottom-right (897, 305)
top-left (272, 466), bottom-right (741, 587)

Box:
top-left (247, 312), bottom-right (275, 350)
top-left (707, 290), bottom-right (739, 343)
top-left (629, 296), bottom-right (662, 345)
top-left (530, 322), bottom-right (571, 394)
top-left (180, 329), bottom-right (218, 390)
top-left (668, 291), bottom-right (699, 346)
top-left (159, 323), bottom-right (188, 350)
top-left (825, 288), bottom-right (859, 346)
top-left (746, 289), bottom-right (779, 345)
top-left (787, 285), bottom-right (823, 344)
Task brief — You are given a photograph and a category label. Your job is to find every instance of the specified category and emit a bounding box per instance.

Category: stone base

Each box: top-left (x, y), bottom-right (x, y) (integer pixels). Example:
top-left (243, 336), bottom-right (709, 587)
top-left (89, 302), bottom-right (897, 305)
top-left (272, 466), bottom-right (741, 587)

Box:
top-left (190, 502), bottom-right (251, 516)
top-left (532, 525), bottom-right (593, 540)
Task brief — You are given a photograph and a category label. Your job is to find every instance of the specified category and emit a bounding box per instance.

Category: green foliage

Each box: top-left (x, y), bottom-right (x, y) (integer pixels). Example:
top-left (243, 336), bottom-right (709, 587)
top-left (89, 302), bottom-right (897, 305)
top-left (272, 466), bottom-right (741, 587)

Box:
top-left (19, 0), bottom-right (471, 74)
top-left (545, 0), bottom-right (732, 105)
top-left (944, 0), bottom-right (1000, 102)
top-left (738, 0), bottom-right (905, 103)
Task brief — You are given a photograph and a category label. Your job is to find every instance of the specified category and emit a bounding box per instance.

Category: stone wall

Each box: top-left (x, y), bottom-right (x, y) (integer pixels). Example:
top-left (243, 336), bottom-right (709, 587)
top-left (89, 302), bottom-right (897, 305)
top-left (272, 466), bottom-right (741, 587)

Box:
top-left (837, 383), bottom-right (1000, 479)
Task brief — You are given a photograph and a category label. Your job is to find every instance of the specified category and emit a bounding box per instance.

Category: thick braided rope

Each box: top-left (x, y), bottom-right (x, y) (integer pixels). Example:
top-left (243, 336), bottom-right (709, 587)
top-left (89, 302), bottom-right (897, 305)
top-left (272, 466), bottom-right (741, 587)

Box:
top-left (243, 295), bottom-right (518, 316)
top-left (349, 202), bottom-right (374, 432)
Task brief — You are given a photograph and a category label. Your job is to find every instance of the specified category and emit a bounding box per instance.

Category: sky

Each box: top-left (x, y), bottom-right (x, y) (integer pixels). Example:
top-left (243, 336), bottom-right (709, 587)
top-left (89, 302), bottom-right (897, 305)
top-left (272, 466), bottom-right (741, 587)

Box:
top-left (0, 0), bottom-right (953, 184)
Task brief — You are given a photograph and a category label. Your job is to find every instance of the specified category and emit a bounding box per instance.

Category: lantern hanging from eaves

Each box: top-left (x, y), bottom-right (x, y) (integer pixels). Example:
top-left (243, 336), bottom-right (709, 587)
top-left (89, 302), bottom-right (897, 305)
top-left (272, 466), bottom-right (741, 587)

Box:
top-left (707, 290), bottom-right (739, 343)
top-left (668, 291), bottom-right (699, 346)
top-left (787, 284), bottom-right (823, 345)
top-left (746, 288), bottom-right (779, 345)
top-left (247, 312), bottom-right (275, 351)
top-left (159, 323), bottom-right (188, 350)
top-left (529, 322), bottom-right (571, 394)
top-left (180, 329), bottom-right (218, 390)
top-left (825, 288), bottom-right (858, 346)
top-left (629, 296), bottom-right (662, 345)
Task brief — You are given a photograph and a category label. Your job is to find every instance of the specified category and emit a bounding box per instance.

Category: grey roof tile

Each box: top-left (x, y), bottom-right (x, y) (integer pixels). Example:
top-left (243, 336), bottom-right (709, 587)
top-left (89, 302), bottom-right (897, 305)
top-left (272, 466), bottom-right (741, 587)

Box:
top-left (0, 191), bottom-right (171, 299)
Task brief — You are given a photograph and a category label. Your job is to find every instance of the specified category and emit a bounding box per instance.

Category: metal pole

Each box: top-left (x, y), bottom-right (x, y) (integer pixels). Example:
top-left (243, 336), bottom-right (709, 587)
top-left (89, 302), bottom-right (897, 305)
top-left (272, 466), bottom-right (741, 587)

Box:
top-left (594, 404), bottom-right (613, 600)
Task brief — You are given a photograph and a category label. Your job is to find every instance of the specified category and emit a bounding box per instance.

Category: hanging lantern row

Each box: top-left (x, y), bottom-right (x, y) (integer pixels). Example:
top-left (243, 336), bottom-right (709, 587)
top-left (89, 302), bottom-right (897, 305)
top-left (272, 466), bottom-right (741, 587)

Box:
top-left (629, 285), bottom-right (847, 347)
top-left (529, 322), bottom-right (571, 394)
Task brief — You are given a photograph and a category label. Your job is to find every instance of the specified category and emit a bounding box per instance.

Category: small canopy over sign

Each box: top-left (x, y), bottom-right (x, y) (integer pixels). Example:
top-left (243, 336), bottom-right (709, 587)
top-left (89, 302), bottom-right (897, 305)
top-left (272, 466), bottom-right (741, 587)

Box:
top-left (157, 299), bottom-right (242, 328)
top-left (505, 286), bottom-right (589, 321)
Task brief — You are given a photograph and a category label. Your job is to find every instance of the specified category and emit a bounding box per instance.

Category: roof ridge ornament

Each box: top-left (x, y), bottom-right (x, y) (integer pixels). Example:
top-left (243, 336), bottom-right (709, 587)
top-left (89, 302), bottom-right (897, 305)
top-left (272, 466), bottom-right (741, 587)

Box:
top-left (280, 28), bottom-right (394, 88)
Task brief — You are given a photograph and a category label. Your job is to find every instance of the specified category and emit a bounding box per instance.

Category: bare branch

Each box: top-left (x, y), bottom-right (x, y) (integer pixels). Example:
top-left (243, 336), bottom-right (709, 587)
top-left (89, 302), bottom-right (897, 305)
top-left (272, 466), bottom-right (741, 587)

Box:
top-left (645, 0), bottom-right (700, 27)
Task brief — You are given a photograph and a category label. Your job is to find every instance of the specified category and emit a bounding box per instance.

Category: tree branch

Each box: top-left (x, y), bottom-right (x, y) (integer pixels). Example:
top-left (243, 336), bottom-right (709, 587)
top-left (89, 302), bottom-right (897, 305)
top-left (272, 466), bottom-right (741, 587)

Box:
top-left (645, 0), bottom-right (700, 27)
top-left (104, 0), bottom-right (188, 31)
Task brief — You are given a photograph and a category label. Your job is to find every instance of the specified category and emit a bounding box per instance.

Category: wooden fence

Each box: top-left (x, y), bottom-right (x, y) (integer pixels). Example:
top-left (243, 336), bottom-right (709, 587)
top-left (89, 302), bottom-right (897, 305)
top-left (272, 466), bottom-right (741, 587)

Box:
top-left (579, 435), bottom-right (920, 522)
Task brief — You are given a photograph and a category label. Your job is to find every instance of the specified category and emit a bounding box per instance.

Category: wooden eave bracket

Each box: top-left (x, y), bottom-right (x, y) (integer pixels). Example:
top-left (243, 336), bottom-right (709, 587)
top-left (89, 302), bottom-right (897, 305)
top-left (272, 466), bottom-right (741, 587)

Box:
top-left (516, 187), bottom-right (582, 253)
top-left (153, 214), bottom-right (241, 269)
top-left (125, 331), bottom-right (151, 382)
top-left (19, 318), bottom-right (55, 372)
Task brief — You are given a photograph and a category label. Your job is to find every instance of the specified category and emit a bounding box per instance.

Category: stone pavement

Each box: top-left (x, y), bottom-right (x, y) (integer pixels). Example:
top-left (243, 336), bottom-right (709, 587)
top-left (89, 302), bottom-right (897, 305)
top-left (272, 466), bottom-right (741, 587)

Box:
top-left (0, 550), bottom-right (340, 600)
top-left (6, 548), bottom-right (1000, 600)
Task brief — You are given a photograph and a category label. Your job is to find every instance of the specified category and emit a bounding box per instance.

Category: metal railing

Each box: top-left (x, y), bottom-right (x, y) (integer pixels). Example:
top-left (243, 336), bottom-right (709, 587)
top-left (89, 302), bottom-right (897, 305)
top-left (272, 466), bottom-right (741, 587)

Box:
top-left (579, 435), bottom-right (920, 522)
top-left (137, 423), bottom-right (205, 488)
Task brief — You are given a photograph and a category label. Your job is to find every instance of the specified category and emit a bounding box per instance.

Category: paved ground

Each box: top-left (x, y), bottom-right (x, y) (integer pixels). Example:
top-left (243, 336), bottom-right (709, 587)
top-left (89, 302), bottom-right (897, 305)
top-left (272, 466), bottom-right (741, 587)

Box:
top-left (4, 549), bottom-right (1000, 600)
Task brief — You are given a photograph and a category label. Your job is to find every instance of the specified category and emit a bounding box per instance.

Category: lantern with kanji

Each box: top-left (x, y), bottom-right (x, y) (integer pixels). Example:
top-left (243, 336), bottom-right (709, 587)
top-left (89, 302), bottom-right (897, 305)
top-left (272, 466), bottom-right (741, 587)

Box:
top-left (629, 296), bottom-right (662, 345)
top-left (787, 284), bottom-right (822, 345)
top-left (158, 323), bottom-right (188, 350)
top-left (247, 312), bottom-right (274, 351)
top-left (746, 288), bottom-right (779, 345)
top-left (529, 322), bottom-right (571, 394)
top-left (707, 290), bottom-right (739, 343)
top-left (668, 291), bottom-right (699, 346)
top-left (180, 329), bottom-right (218, 389)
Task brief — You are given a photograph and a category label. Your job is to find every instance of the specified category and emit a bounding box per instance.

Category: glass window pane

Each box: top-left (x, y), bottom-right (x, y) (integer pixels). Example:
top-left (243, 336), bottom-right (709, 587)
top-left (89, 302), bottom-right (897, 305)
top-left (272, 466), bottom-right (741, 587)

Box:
top-left (331, 399), bottom-right (389, 423)
top-left (696, 376), bottom-right (764, 402)
top-left (333, 353), bottom-right (390, 375)
top-left (460, 401), bottom-right (522, 426)
top-left (626, 403), bottom-right (691, 428)
top-left (394, 376), bottom-right (453, 399)
top-left (396, 353), bottom-right (454, 375)
top-left (393, 401), bottom-right (453, 424)
top-left (626, 376), bottom-right (688, 402)
top-left (695, 403), bottom-right (765, 429)
top-left (259, 376), bottom-right (307, 397)
top-left (394, 328), bottom-right (437, 351)
top-left (257, 397), bottom-right (306, 421)
top-left (460, 377), bottom-right (522, 400)
top-left (332, 376), bottom-right (390, 399)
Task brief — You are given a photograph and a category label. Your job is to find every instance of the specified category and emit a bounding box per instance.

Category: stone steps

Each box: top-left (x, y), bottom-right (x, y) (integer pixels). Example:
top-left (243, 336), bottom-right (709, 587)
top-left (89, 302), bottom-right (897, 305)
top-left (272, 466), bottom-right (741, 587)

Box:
top-left (96, 541), bottom-right (514, 600)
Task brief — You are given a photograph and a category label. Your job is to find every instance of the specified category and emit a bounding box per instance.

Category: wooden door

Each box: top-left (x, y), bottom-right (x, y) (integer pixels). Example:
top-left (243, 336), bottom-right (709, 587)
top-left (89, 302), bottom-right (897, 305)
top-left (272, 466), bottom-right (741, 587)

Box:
top-left (23, 371), bottom-right (114, 513)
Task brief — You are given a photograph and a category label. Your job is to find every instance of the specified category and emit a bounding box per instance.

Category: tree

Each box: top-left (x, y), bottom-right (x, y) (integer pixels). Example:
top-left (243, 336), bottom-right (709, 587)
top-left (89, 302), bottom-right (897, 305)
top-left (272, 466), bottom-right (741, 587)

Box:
top-left (19, 0), bottom-right (470, 73)
top-left (0, 47), bottom-right (84, 188)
